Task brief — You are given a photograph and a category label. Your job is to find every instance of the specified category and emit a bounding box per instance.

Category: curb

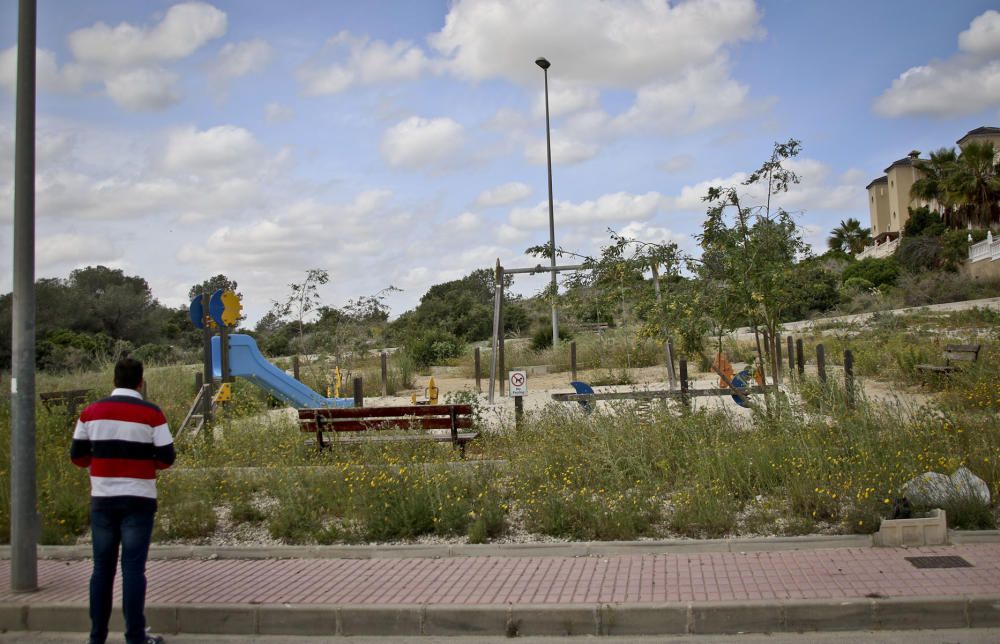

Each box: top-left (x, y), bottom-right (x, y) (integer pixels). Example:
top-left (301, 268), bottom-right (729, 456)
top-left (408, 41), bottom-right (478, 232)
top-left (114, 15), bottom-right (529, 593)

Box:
top-left (2, 596), bottom-right (999, 637)
top-left (4, 530), bottom-right (997, 561)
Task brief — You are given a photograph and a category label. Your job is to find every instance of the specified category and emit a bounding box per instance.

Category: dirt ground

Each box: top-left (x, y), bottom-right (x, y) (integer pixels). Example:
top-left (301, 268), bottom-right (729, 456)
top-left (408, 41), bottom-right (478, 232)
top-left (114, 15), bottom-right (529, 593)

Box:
top-left (374, 363), bottom-right (934, 427)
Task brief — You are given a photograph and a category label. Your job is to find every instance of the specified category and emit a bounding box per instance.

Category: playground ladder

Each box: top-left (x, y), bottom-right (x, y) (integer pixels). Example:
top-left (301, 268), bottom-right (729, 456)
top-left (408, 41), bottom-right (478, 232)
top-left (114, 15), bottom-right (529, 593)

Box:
top-left (177, 383), bottom-right (213, 439)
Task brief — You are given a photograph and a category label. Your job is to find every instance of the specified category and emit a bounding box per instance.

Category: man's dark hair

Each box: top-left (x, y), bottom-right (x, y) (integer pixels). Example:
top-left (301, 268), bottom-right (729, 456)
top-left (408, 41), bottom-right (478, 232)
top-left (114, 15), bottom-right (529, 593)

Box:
top-left (114, 357), bottom-right (144, 390)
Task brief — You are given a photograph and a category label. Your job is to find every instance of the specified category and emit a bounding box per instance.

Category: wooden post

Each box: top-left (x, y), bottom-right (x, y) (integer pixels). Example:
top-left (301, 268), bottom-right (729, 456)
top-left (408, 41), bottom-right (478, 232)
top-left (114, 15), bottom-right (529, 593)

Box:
top-left (380, 352), bottom-right (388, 397)
top-left (499, 340), bottom-right (505, 397)
top-left (570, 341), bottom-right (577, 382)
top-left (514, 394), bottom-right (524, 431)
top-left (474, 347), bottom-right (481, 394)
top-left (665, 339), bottom-right (677, 390)
top-left (679, 359), bottom-right (689, 409)
top-left (292, 355), bottom-right (300, 381)
top-left (816, 344), bottom-right (826, 384)
top-left (844, 349), bottom-right (855, 409)
top-left (795, 338), bottom-right (804, 377)
top-left (194, 372), bottom-right (203, 393)
top-left (353, 376), bottom-right (364, 408)
top-left (774, 333), bottom-right (783, 384)
top-left (787, 336), bottom-right (794, 379)
top-left (200, 293), bottom-right (213, 425)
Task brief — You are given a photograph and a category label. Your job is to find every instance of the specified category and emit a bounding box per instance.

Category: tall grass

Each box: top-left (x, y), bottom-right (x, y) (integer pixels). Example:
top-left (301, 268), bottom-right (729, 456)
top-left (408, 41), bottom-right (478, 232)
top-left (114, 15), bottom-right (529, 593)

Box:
top-left (1, 315), bottom-right (996, 545)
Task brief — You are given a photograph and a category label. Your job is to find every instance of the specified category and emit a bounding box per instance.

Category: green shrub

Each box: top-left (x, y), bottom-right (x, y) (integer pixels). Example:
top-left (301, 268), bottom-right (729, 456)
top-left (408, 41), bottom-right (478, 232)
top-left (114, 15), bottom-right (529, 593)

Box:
top-left (842, 257), bottom-right (900, 289)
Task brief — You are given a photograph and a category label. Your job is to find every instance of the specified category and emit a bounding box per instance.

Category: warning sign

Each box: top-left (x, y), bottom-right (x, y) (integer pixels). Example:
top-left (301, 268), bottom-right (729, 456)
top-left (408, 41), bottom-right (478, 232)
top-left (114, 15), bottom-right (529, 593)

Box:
top-left (509, 370), bottom-right (528, 396)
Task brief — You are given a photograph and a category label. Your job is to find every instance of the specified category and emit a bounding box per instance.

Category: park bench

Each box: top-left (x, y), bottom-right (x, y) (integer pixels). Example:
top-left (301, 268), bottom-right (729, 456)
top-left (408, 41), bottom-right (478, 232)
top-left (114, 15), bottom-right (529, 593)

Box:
top-left (39, 388), bottom-right (93, 416)
top-left (298, 404), bottom-right (478, 453)
top-left (915, 344), bottom-right (981, 376)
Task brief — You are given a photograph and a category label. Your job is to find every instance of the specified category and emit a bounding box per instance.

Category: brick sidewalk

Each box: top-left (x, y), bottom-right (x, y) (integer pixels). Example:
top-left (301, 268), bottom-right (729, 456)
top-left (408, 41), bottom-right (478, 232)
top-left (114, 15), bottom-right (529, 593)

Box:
top-left (1, 543), bottom-right (998, 606)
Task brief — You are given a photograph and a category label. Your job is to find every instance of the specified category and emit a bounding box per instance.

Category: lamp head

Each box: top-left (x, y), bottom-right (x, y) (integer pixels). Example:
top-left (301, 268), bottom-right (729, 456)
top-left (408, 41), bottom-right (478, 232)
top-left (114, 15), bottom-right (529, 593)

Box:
top-left (535, 57), bottom-right (550, 70)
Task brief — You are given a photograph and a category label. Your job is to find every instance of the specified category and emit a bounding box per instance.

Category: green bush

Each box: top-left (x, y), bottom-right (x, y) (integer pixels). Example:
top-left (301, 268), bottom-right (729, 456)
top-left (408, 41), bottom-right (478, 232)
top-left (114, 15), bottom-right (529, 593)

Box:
top-left (404, 329), bottom-right (464, 368)
top-left (842, 257), bottom-right (900, 289)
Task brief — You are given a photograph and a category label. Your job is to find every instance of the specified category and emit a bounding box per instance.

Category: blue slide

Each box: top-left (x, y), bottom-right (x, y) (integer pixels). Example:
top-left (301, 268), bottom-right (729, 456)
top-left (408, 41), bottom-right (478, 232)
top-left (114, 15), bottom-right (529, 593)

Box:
top-left (212, 334), bottom-right (354, 408)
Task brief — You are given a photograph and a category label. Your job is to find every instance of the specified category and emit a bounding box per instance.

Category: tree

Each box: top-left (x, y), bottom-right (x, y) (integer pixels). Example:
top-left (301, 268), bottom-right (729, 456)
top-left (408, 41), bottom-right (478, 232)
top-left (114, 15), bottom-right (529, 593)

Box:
top-left (827, 218), bottom-right (871, 255)
top-left (188, 274), bottom-right (241, 301)
top-left (697, 139), bottom-right (809, 386)
top-left (913, 142), bottom-right (1000, 228)
top-left (269, 269), bottom-right (330, 353)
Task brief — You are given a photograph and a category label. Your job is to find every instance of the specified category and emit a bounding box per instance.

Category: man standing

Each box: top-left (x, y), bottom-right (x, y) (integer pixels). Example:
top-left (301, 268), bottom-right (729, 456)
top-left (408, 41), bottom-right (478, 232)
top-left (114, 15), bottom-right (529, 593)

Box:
top-left (71, 357), bottom-right (175, 644)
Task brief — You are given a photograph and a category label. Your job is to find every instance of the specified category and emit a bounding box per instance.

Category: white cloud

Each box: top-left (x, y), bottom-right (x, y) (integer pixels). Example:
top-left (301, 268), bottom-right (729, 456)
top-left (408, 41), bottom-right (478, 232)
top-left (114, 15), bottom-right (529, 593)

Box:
top-left (104, 67), bottom-right (181, 111)
top-left (449, 211), bottom-right (481, 231)
top-left (265, 102), bottom-right (294, 123)
top-left (525, 136), bottom-right (599, 165)
top-left (37, 232), bottom-right (115, 268)
top-left (162, 125), bottom-right (262, 172)
top-left (509, 192), bottom-right (665, 228)
top-left (533, 83), bottom-right (600, 119)
top-left (0, 47), bottom-right (88, 95)
top-left (67, 2), bottom-right (227, 67)
top-left (614, 59), bottom-right (760, 133)
top-left (959, 10), bottom-right (1000, 57)
top-left (875, 10), bottom-right (1000, 118)
top-left (431, 0), bottom-right (761, 88)
top-left (472, 182), bottom-right (532, 209)
top-left (298, 31), bottom-right (429, 95)
top-left (380, 116), bottom-right (464, 170)
top-left (212, 39), bottom-right (272, 79)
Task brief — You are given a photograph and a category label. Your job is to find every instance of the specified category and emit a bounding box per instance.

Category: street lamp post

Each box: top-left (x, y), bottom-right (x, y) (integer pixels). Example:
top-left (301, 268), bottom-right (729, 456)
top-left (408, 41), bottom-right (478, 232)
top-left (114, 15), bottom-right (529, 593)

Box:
top-left (535, 56), bottom-right (559, 345)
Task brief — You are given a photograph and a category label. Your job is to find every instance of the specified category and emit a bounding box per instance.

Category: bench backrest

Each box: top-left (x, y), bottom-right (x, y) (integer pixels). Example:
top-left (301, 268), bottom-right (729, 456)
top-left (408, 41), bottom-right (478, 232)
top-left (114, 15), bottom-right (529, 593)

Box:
top-left (299, 404), bottom-right (473, 433)
top-left (943, 344), bottom-right (981, 364)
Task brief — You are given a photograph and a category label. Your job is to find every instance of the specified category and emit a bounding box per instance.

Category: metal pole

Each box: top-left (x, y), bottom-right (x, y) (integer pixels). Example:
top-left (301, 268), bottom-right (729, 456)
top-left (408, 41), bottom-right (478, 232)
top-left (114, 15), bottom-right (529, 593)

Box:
top-left (11, 0), bottom-right (38, 593)
top-left (538, 58), bottom-right (559, 345)
top-left (200, 294), bottom-right (213, 426)
top-left (488, 259), bottom-right (502, 403)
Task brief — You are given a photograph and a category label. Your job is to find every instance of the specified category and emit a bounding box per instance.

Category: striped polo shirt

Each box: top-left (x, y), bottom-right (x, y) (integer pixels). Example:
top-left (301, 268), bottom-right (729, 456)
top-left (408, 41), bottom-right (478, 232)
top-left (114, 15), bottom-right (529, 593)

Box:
top-left (71, 388), bottom-right (175, 508)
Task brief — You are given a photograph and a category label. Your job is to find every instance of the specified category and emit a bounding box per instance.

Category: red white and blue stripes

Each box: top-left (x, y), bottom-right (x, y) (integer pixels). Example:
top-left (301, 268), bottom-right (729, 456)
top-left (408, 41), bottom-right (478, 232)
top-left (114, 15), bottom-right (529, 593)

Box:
top-left (71, 388), bottom-right (175, 501)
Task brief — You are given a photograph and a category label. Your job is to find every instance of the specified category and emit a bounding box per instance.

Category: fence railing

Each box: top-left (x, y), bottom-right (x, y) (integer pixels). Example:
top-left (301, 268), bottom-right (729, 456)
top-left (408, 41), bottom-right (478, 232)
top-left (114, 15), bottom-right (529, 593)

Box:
top-left (856, 236), bottom-right (900, 260)
top-left (968, 231), bottom-right (998, 262)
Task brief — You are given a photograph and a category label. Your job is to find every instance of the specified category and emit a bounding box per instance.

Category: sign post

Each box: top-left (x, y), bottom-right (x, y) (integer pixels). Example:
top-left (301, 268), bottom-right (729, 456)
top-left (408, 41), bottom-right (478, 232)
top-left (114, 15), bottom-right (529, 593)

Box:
top-left (509, 370), bottom-right (527, 430)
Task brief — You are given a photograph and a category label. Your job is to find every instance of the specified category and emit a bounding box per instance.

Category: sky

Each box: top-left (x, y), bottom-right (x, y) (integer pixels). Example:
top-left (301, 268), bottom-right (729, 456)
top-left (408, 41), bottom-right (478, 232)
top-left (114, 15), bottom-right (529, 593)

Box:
top-left (2, 0), bottom-right (1000, 326)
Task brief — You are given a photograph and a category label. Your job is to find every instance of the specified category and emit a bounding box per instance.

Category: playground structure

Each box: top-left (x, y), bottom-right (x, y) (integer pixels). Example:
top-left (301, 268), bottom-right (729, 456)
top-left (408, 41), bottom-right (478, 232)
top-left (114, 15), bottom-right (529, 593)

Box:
top-left (178, 288), bottom-right (355, 438)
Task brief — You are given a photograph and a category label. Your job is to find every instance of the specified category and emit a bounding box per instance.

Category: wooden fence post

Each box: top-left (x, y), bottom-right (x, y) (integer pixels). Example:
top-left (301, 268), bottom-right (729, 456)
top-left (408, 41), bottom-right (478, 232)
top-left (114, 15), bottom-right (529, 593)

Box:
top-left (816, 344), bottom-right (826, 384)
top-left (353, 376), bottom-right (364, 408)
top-left (787, 336), bottom-right (795, 379)
top-left (774, 333), bottom-right (783, 384)
top-left (844, 349), bottom-right (855, 408)
top-left (795, 338), bottom-right (804, 377)
top-left (571, 341), bottom-right (577, 382)
top-left (292, 355), bottom-right (300, 381)
top-left (474, 347), bottom-right (481, 394)
top-left (679, 359), bottom-right (689, 409)
top-left (194, 372), bottom-right (203, 393)
top-left (380, 352), bottom-right (388, 397)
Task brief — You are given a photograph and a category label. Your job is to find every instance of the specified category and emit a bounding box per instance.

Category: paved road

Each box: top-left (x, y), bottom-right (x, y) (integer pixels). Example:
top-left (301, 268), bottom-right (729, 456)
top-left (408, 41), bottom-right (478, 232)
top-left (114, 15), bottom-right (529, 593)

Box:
top-left (2, 628), bottom-right (999, 643)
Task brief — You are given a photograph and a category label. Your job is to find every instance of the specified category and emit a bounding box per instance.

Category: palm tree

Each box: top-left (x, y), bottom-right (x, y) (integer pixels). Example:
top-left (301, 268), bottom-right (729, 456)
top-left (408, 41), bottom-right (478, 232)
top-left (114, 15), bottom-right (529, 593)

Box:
top-left (827, 218), bottom-right (872, 255)
top-left (949, 141), bottom-right (1000, 228)
top-left (912, 147), bottom-right (959, 225)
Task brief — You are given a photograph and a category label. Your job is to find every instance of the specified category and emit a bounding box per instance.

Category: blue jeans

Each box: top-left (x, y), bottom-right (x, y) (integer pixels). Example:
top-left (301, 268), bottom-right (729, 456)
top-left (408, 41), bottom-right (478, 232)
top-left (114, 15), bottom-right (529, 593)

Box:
top-left (89, 504), bottom-right (155, 644)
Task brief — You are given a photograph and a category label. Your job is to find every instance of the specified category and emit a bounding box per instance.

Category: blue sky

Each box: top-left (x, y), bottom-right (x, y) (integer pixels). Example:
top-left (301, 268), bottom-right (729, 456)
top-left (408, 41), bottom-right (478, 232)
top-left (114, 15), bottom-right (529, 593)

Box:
top-left (2, 0), bottom-right (999, 324)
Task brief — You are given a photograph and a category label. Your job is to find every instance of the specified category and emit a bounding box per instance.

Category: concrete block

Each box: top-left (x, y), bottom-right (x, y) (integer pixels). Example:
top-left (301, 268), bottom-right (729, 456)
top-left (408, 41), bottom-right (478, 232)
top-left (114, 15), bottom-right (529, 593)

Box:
top-left (0, 604), bottom-right (26, 631)
top-left (510, 604), bottom-right (597, 636)
top-left (782, 599), bottom-right (874, 631)
top-left (601, 603), bottom-right (688, 635)
top-left (339, 605), bottom-right (422, 636)
top-left (26, 603), bottom-right (89, 632)
top-left (176, 603), bottom-right (256, 634)
top-left (691, 601), bottom-right (783, 634)
top-left (874, 596), bottom-right (967, 630)
top-left (258, 605), bottom-right (337, 635)
top-left (874, 508), bottom-right (948, 547)
top-left (968, 596), bottom-right (1000, 628)
top-left (423, 605), bottom-right (510, 636)
top-left (732, 535), bottom-right (871, 552)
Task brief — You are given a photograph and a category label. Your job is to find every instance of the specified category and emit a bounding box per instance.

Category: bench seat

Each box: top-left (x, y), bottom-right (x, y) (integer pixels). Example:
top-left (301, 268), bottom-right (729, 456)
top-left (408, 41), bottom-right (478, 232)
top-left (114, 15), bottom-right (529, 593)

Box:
top-left (299, 404), bottom-right (477, 452)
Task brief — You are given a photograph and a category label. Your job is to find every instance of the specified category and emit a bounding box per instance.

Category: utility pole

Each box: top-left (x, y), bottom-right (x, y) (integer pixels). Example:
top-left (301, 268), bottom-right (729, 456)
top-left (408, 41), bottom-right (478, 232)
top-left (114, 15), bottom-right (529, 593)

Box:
top-left (11, 0), bottom-right (38, 593)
